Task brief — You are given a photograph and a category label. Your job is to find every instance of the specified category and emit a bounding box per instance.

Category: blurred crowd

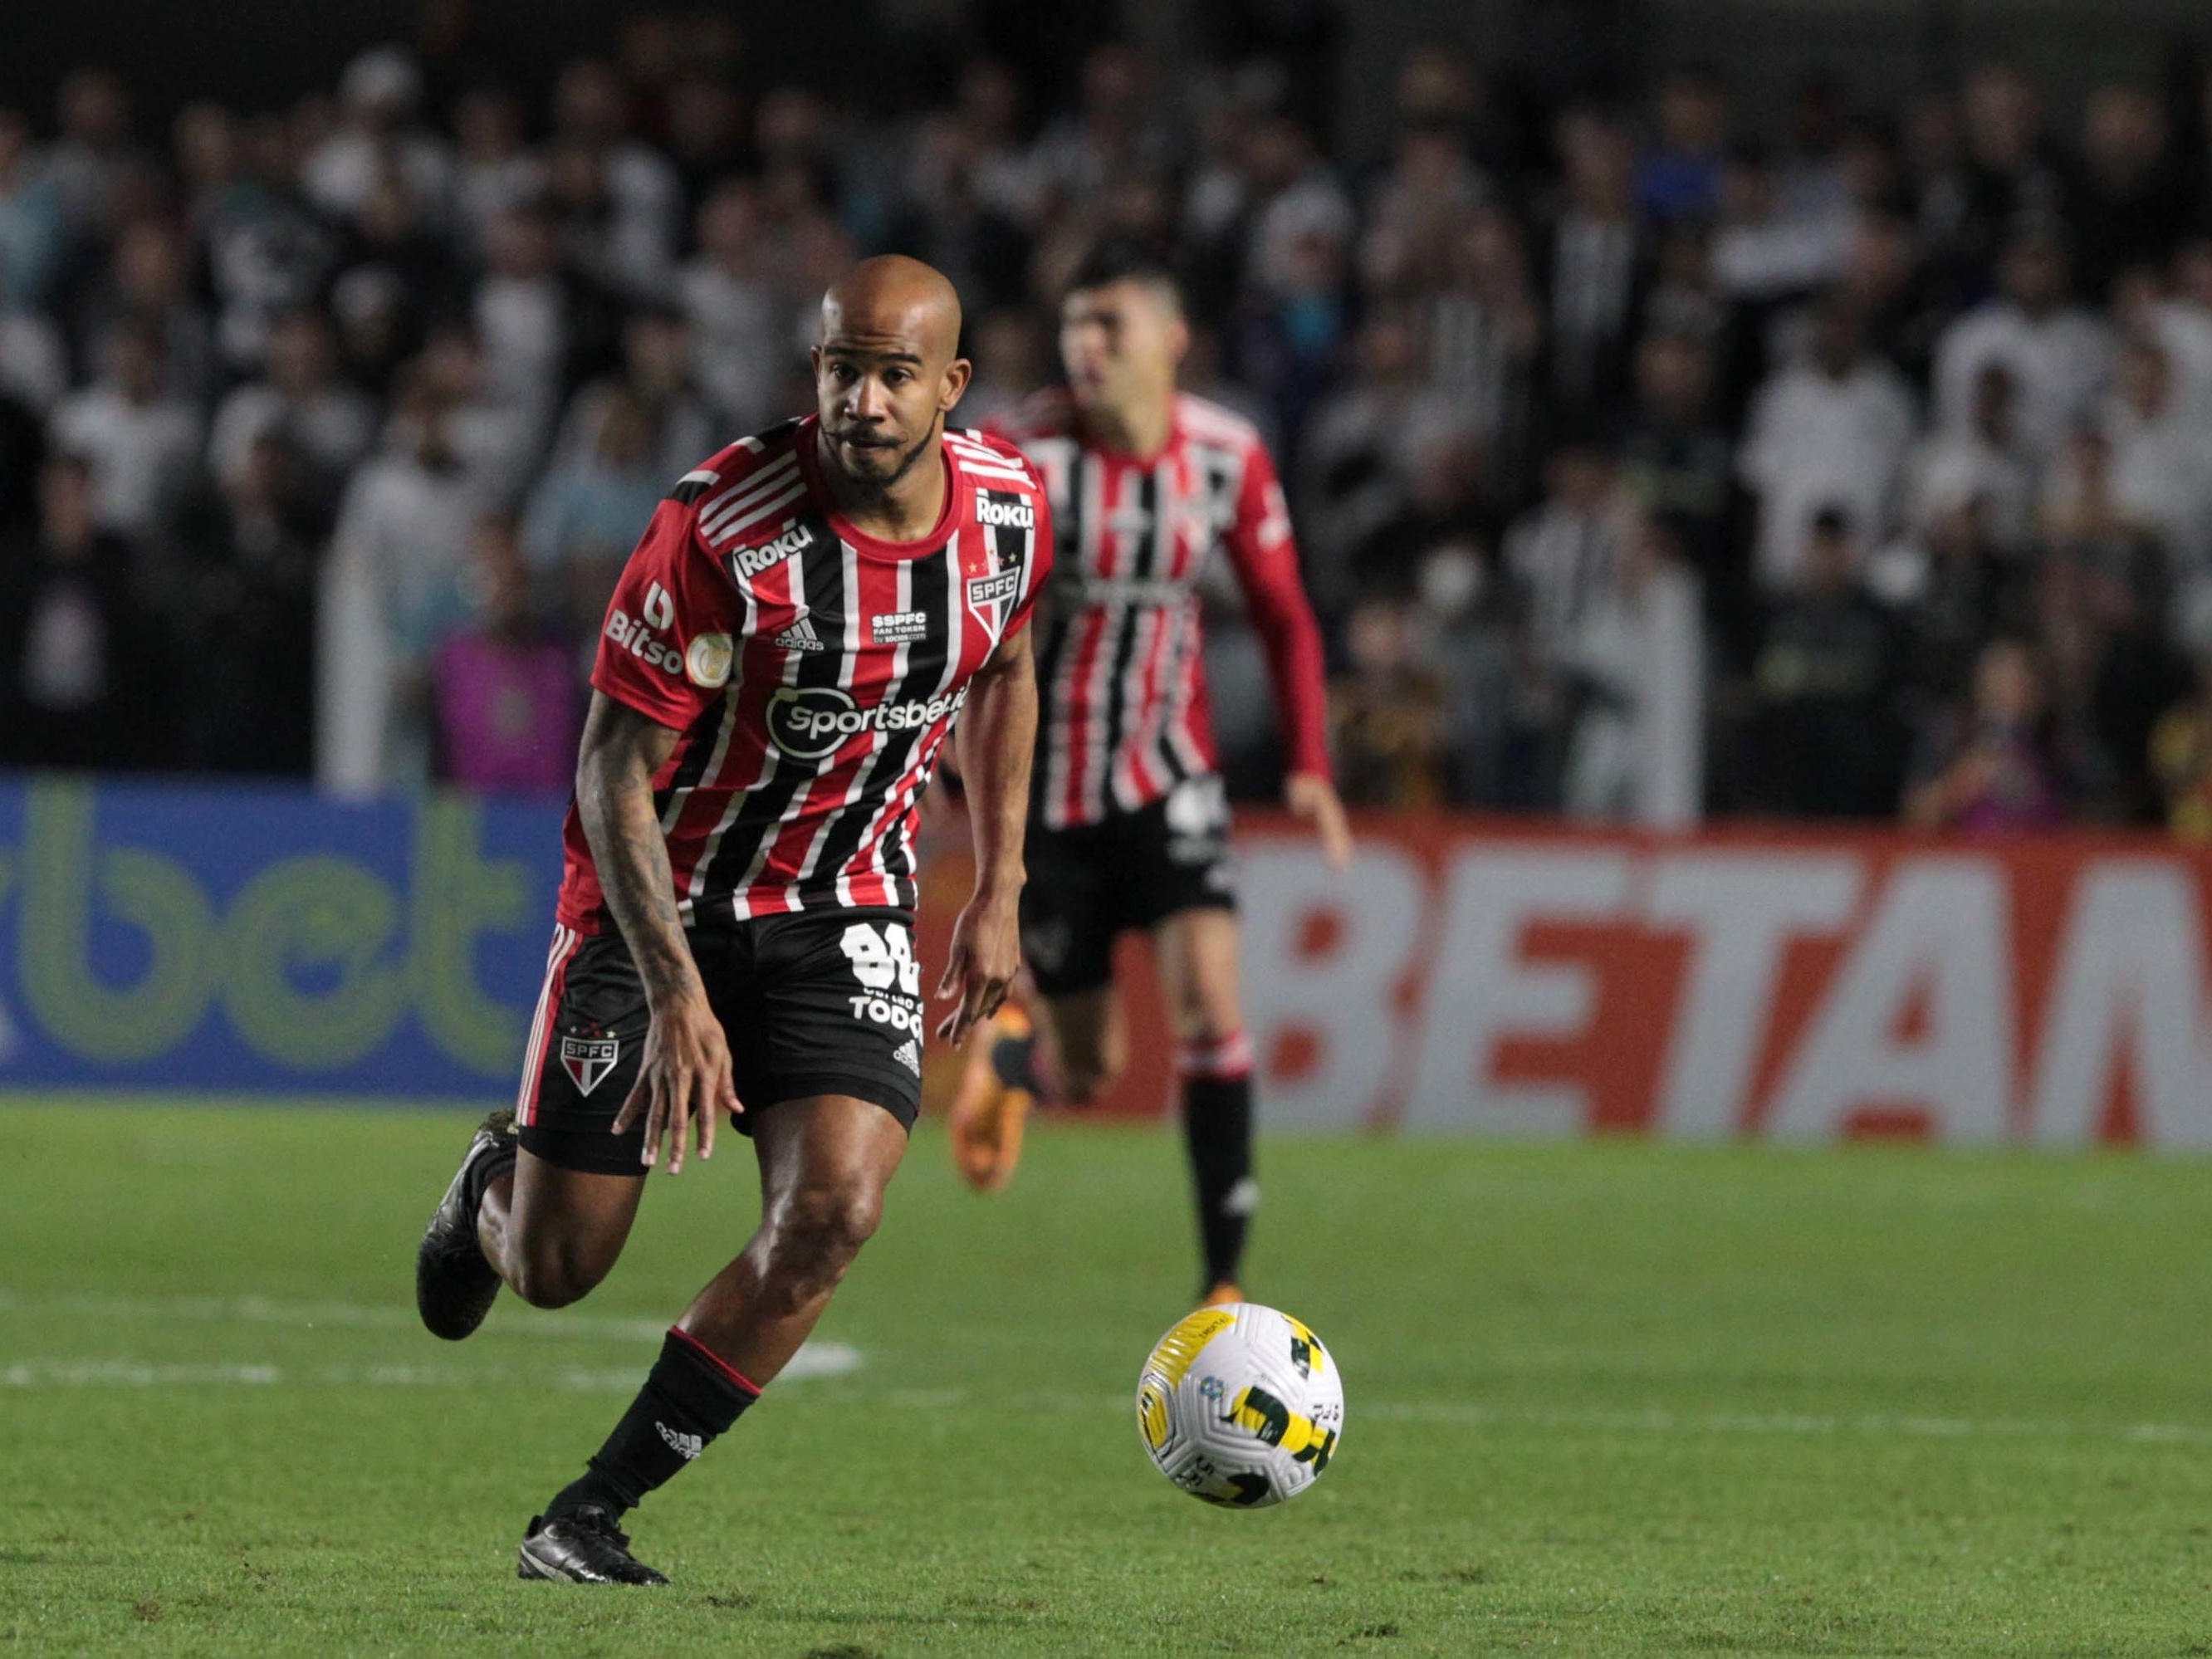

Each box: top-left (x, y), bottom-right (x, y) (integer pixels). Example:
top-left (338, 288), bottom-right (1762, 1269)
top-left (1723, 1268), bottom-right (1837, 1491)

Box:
top-left (11, 9), bottom-right (2212, 836)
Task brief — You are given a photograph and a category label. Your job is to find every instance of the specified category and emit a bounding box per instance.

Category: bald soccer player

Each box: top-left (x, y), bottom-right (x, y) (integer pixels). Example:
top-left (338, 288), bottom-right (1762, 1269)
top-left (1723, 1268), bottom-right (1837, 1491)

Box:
top-left (413, 257), bottom-right (1052, 1585)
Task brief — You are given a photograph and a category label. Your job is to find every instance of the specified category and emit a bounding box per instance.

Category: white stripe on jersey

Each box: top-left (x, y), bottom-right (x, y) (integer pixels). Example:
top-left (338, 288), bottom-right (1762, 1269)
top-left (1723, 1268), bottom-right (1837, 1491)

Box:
top-left (794, 550), bottom-right (902, 908)
top-left (734, 540), bottom-right (860, 919)
top-left (697, 453), bottom-right (798, 536)
top-left (848, 530), bottom-right (967, 903)
top-left (705, 478), bottom-right (810, 545)
top-left (689, 570), bottom-right (800, 914)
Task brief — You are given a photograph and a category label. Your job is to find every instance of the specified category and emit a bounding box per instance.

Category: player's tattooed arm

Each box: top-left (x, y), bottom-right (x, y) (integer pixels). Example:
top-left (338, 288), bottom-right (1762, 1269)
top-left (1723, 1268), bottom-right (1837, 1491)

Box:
top-left (575, 692), bottom-right (741, 1172)
top-left (937, 624), bottom-right (1037, 1046)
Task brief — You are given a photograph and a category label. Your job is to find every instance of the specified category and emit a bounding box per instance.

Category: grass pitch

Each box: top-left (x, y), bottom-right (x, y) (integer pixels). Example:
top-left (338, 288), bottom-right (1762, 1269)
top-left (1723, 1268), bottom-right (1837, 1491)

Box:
top-left (3, 1102), bottom-right (2212, 1655)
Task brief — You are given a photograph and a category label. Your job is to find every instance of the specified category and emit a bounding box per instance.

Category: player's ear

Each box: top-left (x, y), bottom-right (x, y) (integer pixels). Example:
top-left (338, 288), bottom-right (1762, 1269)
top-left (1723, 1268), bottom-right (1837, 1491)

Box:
top-left (1167, 314), bottom-right (1191, 369)
top-left (941, 355), bottom-right (973, 413)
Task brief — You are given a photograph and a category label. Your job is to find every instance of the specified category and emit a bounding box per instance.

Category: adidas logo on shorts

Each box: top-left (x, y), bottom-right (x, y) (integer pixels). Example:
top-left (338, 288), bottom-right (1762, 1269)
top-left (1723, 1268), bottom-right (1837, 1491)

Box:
top-left (892, 1039), bottom-right (922, 1077)
top-left (774, 615), bottom-right (825, 652)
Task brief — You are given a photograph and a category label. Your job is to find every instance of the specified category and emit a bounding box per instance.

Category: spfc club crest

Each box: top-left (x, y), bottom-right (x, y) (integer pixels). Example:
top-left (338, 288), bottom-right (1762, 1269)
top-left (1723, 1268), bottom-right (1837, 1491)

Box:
top-left (560, 1035), bottom-right (620, 1095)
top-left (962, 522), bottom-right (1022, 644)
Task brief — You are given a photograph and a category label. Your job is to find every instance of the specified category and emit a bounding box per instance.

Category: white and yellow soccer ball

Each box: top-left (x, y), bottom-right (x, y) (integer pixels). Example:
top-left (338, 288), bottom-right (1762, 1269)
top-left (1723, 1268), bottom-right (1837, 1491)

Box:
top-left (1136, 1302), bottom-right (1344, 1508)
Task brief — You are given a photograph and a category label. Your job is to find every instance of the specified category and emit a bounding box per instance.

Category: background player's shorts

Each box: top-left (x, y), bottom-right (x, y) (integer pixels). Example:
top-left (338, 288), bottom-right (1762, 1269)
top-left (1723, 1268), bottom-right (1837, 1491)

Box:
top-left (1020, 775), bottom-right (1237, 999)
top-left (516, 908), bottom-right (927, 1175)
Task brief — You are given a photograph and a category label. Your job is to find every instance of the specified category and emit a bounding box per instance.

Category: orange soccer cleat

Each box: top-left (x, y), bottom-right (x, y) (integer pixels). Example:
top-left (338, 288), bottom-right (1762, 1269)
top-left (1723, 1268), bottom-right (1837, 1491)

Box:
top-left (947, 1005), bottom-right (1035, 1193)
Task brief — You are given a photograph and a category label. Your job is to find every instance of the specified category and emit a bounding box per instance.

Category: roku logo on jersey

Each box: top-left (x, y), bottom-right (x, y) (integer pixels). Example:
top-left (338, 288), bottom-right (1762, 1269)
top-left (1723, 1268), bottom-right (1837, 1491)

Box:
top-left (766, 684), bottom-right (970, 759)
top-left (975, 491), bottom-right (1034, 528)
top-left (735, 522), bottom-right (815, 578)
top-left (603, 609), bottom-right (683, 677)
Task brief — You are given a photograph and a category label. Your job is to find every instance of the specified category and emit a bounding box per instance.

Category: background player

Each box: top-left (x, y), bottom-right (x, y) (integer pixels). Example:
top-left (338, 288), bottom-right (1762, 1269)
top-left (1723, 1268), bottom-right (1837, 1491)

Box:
top-left (956, 241), bottom-right (1349, 1306)
top-left (413, 256), bottom-right (1050, 1585)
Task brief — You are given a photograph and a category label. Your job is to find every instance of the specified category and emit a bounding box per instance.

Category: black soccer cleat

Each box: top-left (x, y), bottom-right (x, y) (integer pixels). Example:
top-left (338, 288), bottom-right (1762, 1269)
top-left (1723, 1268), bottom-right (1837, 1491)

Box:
top-left (516, 1507), bottom-right (669, 1585)
top-left (414, 1108), bottom-right (516, 1341)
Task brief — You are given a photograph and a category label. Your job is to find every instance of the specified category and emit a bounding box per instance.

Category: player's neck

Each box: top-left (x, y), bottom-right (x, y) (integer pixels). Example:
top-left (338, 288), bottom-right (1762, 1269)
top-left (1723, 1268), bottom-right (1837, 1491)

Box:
top-left (814, 428), bottom-right (949, 544)
top-left (1081, 391), bottom-right (1176, 461)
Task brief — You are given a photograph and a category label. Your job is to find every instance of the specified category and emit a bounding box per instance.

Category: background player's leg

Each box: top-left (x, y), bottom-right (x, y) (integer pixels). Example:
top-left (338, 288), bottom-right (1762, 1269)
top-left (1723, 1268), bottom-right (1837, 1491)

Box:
top-left (1152, 907), bottom-right (1257, 1301)
top-left (533, 1095), bottom-right (906, 1530)
top-left (478, 1153), bottom-right (646, 1309)
top-left (1031, 985), bottom-right (1126, 1104)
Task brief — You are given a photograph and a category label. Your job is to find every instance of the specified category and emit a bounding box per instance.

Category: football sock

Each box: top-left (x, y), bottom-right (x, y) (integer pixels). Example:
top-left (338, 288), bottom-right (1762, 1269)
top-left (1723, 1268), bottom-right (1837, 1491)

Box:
top-left (1178, 1034), bottom-right (1257, 1294)
top-left (462, 1138), bottom-right (515, 1227)
top-left (546, 1328), bottom-right (759, 1519)
top-left (990, 1029), bottom-right (1040, 1093)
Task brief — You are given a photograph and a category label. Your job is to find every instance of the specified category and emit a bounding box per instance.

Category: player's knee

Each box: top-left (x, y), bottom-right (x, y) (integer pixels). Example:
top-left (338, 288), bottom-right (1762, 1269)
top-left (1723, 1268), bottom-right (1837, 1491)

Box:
top-left (764, 1179), bottom-right (882, 1294)
top-left (507, 1240), bottom-right (612, 1310)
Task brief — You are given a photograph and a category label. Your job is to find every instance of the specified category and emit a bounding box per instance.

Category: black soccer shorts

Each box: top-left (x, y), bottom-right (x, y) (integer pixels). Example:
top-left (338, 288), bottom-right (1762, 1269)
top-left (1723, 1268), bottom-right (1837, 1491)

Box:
top-left (1020, 775), bottom-right (1238, 999)
top-left (516, 908), bottom-right (927, 1175)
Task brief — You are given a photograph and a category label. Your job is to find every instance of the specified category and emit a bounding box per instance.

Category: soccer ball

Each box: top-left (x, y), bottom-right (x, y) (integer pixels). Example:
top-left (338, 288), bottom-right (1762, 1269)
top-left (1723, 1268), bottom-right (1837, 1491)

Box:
top-left (1135, 1302), bottom-right (1344, 1508)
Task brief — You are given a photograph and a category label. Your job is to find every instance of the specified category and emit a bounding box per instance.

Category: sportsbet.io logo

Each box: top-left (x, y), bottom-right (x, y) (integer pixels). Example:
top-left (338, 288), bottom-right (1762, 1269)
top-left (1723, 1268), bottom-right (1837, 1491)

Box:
top-left (766, 685), bottom-right (969, 760)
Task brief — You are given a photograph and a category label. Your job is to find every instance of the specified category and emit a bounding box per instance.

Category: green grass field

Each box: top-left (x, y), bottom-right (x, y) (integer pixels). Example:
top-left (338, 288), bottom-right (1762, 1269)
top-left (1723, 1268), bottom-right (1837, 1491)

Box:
top-left (6, 1101), bottom-right (2212, 1655)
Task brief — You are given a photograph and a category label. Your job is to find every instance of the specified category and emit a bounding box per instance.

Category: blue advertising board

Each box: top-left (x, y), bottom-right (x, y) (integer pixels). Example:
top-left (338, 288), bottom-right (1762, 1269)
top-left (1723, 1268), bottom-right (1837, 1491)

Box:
top-left (0, 774), bottom-right (566, 1097)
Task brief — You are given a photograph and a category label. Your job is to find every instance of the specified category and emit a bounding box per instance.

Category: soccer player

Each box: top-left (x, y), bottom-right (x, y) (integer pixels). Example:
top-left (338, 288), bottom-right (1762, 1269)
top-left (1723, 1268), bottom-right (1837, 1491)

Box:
top-left (414, 256), bottom-right (1050, 1586)
top-left (952, 242), bottom-right (1348, 1305)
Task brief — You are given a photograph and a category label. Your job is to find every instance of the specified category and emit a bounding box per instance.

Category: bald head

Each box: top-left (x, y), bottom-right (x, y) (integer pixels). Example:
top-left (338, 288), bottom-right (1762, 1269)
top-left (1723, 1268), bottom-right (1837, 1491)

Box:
top-left (820, 255), bottom-right (964, 360)
top-left (812, 256), bottom-right (972, 502)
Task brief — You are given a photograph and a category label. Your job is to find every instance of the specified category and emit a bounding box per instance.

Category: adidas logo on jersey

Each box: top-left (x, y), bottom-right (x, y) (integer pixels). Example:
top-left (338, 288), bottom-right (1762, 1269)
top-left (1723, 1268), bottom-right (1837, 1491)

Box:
top-left (892, 1039), bottom-right (922, 1077)
top-left (774, 615), bottom-right (825, 652)
top-left (735, 522), bottom-right (815, 578)
top-left (975, 491), bottom-right (1035, 528)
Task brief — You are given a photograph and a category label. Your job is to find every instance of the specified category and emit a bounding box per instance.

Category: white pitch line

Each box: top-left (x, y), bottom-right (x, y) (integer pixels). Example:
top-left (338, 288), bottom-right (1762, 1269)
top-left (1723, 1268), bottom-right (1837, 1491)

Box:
top-left (0, 1290), bottom-right (683, 1344)
top-left (0, 1344), bottom-right (865, 1391)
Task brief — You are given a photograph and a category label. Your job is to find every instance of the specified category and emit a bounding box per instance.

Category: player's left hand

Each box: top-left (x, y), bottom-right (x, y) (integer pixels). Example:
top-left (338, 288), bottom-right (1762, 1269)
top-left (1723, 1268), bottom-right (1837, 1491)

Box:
top-left (1285, 772), bottom-right (1353, 870)
top-left (937, 884), bottom-right (1020, 1046)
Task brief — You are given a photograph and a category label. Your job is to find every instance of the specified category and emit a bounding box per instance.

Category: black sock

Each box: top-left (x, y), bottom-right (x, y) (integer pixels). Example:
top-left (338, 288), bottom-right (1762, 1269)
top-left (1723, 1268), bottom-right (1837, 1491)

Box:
top-left (1180, 1047), bottom-right (1256, 1295)
top-left (546, 1329), bottom-right (760, 1520)
top-left (991, 1030), bottom-right (1039, 1093)
top-left (462, 1139), bottom-right (516, 1225)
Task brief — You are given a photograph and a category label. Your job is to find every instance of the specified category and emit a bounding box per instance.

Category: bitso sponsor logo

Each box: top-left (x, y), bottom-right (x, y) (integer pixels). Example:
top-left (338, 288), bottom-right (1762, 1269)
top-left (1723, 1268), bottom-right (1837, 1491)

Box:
top-left (975, 490), bottom-right (1035, 528)
top-left (685, 632), bottom-right (734, 688)
top-left (870, 610), bottom-right (929, 645)
top-left (644, 581), bottom-right (676, 629)
top-left (604, 609), bottom-right (683, 677)
top-left (735, 522), bottom-right (815, 578)
top-left (765, 685), bottom-right (969, 759)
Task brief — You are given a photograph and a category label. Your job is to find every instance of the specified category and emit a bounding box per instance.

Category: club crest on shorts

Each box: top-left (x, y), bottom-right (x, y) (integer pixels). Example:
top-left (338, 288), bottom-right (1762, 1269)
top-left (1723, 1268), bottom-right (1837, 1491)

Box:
top-left (559, 1035), bottom-right (620, 1095)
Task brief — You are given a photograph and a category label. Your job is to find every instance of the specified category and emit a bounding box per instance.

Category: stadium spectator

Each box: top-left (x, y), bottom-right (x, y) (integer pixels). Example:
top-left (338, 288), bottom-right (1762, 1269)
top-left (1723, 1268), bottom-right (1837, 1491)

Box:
top-left (1739, 296), bottom-right (1916, 590)
top-left (450, 86), bottom-right (546, 263)
top-left (316, 379), bottom-right (483, 795)
top-left (2150, 651), bottom-right (2212, 839)
top-left (302, 46), bottom-right (453, 232)
top-left (1901, 361), bottom-right (2037, 555)
top-left (1931, 227), bottom-right (2112, 462)
top-left (1329, 596), bottom-right (1448, 808)
top-left (2098, 338), bottom-right (2212, 579)
top-left (1902, 637), bottom-right (2068, 831)
top-left (0, 452), bottom-right (169, 769)
top-left (208, 307), bottom-right (377, 503)
top-left (0, 108), bottom-right (66, 313)
top-left (521, 384), bottom-right (666, 640)
top-left (432, 516), bottom-right (580, 793)
top-left (1749, 507), bottom-right (1905, 816)
top-left (48, 318), bottom-right (200, 546)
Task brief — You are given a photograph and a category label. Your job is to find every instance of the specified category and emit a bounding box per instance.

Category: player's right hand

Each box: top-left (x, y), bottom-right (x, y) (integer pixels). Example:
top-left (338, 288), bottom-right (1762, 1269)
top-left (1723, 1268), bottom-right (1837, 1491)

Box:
top-left (611, 991), bottom-right (740, 1175)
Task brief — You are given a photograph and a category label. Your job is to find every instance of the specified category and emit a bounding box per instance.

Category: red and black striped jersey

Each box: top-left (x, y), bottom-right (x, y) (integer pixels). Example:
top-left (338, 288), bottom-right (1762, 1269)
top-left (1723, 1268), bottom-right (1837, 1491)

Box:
top-left (555, 415), bottom-right (1051, 931)
top-left (990, 390), bottom-right (1330, 830)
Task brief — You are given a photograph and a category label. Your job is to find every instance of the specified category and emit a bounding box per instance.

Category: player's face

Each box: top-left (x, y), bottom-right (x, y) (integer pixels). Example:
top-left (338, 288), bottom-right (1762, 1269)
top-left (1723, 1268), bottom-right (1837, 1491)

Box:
top-left (813, 316), bottom-right (970, 489)
top-left (1060, 281), bottom-right (1185, 418)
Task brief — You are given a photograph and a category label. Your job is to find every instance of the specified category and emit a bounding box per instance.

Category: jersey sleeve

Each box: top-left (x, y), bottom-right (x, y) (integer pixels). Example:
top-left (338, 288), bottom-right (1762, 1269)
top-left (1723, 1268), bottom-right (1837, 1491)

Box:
top-left (589, 500), bottom-right (745, 730)
top-left (1222, 439), bottom-right (1333, 780)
